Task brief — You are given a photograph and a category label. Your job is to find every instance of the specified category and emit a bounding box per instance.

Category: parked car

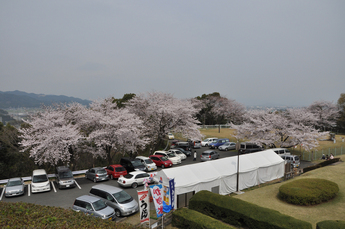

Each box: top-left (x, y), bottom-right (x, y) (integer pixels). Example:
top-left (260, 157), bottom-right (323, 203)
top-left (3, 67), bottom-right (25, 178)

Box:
top-left (105, 164), bottom-right (127, 180)
top-left (5, 177), bottom-right (25, 197)
top-left (173, 142), bottom-right (192, 154)
top-left (168, 149), bottom-right (187, 160)
top-left (280, 155), bottom-right (300, 169)
top-left (31, 169), bottom-right (51, 193)
top-left (149, 155), bottom-right (173, 168)
top-left (209, 138), bottom-right (229, 149)
top-left (55, 166), bottom-right (76, 189)
top-left (200, 150), bottom-right (220, 161)
top-left (135, 156), bottom-right (157, 172)
top-left (238, 142), bottom-right (263, 154)
top-left (85, 167), bottom-right (109, 183)
top-left (268, 148), bottom-right (291, 155)
top-left (117, 171), bottom-right (153, 188)
top-left (168, 133), bottom-right (175, 140)
top-left (201, 138), bottom-right (218, 147)
top-left (72, 195), bottom-right (115, 220)
top-left (175, 147), bottom-right (191, 157)
top-left (89, 184), bottom-right (139, 217)
top-left (170, 140), bottom-right (179, 148)
top-left (153, 151), bottom-right (181, 164)
top-left (120, 158), bottom-right (146, 172)
top-left (218, 142), bottom-right (236, 151)
top-left (188, 139), bottom-right (202, 149)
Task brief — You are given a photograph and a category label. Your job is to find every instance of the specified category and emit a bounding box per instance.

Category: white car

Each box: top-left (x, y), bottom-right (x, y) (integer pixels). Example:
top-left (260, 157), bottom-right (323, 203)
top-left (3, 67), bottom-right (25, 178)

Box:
top-left (31, 169), bottom-right (51, 193)
top-left (201, 138), bottom-right (218, 147)
top-left (168, 149), bottom-right (186, 160)
top-left (117, 171), bottom-right (153, 188)
top-left (135, 156), bottom-right (157, 171)
top-left (168, 133), bottom-right (174, 140)
top-left (153, 151), bottom-right (181, 164)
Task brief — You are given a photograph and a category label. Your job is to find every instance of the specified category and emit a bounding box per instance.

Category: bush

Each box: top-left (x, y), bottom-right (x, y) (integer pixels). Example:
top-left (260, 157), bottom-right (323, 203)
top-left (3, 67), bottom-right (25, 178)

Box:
top-left (189, 190), bottom-right (312, 229)
top-left (303, 158), bottom-right (340, 173)
top-left (279, 178), bottom-right (339, 205)
top-left (172, 208), bottom-right (236, 229)
top-left (316, 220), bottom-right (345, 229)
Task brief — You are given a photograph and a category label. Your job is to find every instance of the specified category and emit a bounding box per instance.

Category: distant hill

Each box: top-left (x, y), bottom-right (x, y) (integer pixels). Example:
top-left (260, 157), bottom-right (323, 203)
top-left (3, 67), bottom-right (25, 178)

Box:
top-left (0, 90), bottom-right (92, 108)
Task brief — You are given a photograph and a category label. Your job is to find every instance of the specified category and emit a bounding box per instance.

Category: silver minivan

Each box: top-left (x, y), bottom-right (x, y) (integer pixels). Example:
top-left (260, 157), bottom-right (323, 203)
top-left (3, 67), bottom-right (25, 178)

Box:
top-left (72, 195), bottom-right (115, 220)
top-left (89, 184), bottom-right (139, 217)
top-left (280, 155), bottom-right (300, 169)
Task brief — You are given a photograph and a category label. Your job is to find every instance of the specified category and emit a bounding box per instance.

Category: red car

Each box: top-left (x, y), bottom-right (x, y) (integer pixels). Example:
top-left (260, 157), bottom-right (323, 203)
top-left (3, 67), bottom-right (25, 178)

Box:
top-left (149, 155), bottom-right (173, 168)
top-left (105, 164), bottom-right (127, 179)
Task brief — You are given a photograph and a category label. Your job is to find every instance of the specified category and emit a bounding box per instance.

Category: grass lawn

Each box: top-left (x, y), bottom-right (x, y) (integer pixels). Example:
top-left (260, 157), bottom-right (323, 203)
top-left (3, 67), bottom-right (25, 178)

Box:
top-left (233, 155), bottom-right (345, 229)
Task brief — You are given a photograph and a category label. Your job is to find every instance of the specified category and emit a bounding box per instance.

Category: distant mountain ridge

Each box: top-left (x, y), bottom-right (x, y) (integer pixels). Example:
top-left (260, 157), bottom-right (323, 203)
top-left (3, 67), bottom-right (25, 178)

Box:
top-left (0, 90), bottom-right (91, 108)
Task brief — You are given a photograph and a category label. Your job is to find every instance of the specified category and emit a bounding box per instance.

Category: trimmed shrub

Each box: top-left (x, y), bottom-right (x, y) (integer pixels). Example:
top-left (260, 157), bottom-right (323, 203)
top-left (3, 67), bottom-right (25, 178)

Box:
top-left (172, 208), bottom-right (236, 229)
top-left (303, 158), bottom-right (340, 173)
top-left (316, 220), bottom-right (345, 229)
top-left (279, 178), bottom-right (339, 205)
top-left (189, 190), bottom-right (312, 229)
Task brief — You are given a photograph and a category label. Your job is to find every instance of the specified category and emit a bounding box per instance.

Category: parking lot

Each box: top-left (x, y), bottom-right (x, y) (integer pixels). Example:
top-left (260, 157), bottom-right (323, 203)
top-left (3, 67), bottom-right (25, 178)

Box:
top-left (0, 146), bottom-right (311, 220)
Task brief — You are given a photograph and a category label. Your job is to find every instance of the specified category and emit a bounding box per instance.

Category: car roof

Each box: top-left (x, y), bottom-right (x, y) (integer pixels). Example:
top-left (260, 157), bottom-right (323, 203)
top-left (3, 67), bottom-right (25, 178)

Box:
top-left (136, 156), bottom-right (149, 160)
top-left (109, 164), bottom-right (123, 168)
top-left (91, 184), bottom-right (123, 193)
top-left (8, 177), bottom-right (22, 181)
top-left (32, 169), bottom-right (47, 175)
top-left (203, 150), bottom-right (215, 153)
top-left (128, 171), bottom-right (147, 175)
top-left (154, 151), bottom-right (168, 154)
top-left (76, 195), bottom-right (100, 203)
top-left (150, 154), bottom-right (165, 158)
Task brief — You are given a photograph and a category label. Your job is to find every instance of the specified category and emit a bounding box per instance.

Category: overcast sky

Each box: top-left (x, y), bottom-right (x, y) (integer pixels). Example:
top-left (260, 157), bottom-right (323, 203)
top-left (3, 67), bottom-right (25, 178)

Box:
top-left (1, 1), bottom-right (344, 107)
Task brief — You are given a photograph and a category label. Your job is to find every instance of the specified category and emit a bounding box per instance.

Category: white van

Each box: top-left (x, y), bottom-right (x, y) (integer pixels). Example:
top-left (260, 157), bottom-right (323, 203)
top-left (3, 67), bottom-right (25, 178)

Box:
top-left (31, 169), bottom-right (51, 193)
top-left (135, 156), bottom-right (157, 172)
top-left (201, 138), bottom-right (218, 147)
top-left (268, 148), bottom-right (291, 155)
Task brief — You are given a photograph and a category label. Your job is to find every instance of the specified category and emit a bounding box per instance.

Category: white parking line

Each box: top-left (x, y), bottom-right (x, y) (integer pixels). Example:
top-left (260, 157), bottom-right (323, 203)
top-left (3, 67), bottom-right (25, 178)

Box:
top-left (51, 181), bottom-right (56, 192)
top-left (75, 180), bottom-right (81, 189)
top-left (0, 186), bottom-right (5, 200)
top-left (28, 184), bottom-right (31, 196)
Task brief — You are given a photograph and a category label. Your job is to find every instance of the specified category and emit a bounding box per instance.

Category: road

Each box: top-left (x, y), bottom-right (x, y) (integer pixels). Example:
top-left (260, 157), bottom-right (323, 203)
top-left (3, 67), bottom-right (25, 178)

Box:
top-left (0, 146), bottom-right (312, 220)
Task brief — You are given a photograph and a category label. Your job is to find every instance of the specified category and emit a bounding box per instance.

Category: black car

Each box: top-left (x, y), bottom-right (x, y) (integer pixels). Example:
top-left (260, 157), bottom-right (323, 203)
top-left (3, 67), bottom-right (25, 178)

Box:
top-left (175, 147), bottom-right (191, 157)
top-left (120, 158), bottom-right (146, 172)
top-left (55, 166), bottom-right (76, 189)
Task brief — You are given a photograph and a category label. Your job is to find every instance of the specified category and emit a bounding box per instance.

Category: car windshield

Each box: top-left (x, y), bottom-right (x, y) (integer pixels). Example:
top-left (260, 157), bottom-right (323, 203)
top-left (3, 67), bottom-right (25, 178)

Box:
top-left (32, 174), bottom-right (48, 183)
top-left (167, 153), bottom-right (176, 158)
top-left (161, 156), bottom-right (169, 161)
top-left (124, 174), bottom-right (134, 179)
top-left (96, 169), bottom-right (107, 174)
top-left (7, 180), bottom-right (22, 186)
top-left (113, 190), bottom-right (133, 204)
top-left (131, 160), bottom-right (143, 167)
top-left (175, 151), bottom-right (182, 154)
top-left (92, 199), bottom-right (107, 211)
top-left (59, 171), bottom-right (73, 179)
top-left (145, 159), bottom-right (153, 164)
top-left (294, 156), bottom-right (300, 161)
top-left (177, 148), bottom-right (185, 152)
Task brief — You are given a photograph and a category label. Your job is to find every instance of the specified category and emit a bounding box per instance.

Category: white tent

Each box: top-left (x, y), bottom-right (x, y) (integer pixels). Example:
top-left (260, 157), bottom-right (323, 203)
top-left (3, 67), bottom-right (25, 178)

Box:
top-left (154, 150), bottom-right (284, 196)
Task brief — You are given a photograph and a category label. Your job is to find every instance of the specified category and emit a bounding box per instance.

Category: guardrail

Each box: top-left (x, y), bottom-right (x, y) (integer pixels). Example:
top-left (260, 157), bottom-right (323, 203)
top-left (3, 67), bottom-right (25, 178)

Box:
top-left (0, 169), bottom-right (88, 185)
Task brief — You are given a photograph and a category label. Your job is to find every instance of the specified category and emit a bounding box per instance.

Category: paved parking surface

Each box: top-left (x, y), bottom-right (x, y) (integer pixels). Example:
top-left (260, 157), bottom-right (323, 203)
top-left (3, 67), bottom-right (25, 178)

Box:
top-left (0, 146), bottom-right (311, 220)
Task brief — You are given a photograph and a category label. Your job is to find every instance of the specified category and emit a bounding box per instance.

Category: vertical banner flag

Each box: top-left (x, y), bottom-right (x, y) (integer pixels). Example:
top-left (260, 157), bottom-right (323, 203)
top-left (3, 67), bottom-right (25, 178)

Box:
top-left (150, 184), bottom-right (163, 218)
top-left (137, 190), bottom-right (149, 224)
top-left (169, 178), bottom-right (175, 210)
top-left (162, 185), bottom-right (171, 213)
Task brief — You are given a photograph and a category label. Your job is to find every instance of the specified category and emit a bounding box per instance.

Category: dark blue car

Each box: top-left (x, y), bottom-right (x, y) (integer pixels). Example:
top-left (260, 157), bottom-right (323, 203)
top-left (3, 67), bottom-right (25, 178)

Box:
top-left (209, 138), bottom-right (229, 149)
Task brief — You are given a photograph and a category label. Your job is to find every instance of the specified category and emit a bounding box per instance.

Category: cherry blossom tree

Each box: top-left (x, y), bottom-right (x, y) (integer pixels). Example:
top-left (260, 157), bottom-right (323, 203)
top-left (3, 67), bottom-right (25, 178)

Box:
top-left (211, 96), bottom-right (246, 125)
top-left (336, 93), bottom-right (345, 131)
top-left (230, 108), bottom-right (328, 151)
top-left (87, 98), bottom-right (148, 164)
top-left (19, 104), bottom-right (82, 166)
top-left (126, 91), bottom-right (202, 152)
top-left (307, 100), bottom-right (340, 131)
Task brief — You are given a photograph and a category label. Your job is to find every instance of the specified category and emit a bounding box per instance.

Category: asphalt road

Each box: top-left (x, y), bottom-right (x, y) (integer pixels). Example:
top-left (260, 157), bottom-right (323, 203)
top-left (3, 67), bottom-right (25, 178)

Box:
top-left (0, 146), bottom-right (312, 220)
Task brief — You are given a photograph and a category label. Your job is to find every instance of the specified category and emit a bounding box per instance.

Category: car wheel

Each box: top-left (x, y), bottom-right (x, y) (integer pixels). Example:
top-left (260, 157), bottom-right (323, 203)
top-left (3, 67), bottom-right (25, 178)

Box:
top-left (93, 178), bottom-right (97, 183)
top-left (161, 164), bottom-right (165, 168)
top-left (205, 144), bottom-right (208, 147)
top-left (132, 182), bottom-right (138, 188)
top-left (110, 175), bottom-right (114, 180)
top-left (115, 209), bottom-right (121, 217)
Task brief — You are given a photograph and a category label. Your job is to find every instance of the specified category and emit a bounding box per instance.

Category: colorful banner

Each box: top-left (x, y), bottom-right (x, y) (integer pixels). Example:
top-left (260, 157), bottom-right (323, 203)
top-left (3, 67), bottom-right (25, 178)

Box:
top-left (150, 184), bottom-right (163, 218)
top-left (169, 178), bottom-right (175, 210)
top-left (137, 190), bottom-right (150, 224)
top-left (163, 185), bottom-right (171, 213)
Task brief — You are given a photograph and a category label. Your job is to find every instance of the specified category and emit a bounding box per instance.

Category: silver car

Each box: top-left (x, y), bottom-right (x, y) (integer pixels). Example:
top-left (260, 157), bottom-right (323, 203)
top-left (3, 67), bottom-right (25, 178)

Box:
top-left (280, 155), bottom-right (300, 169)
top-left (72, 195), bottom-right (115, 220)
top-left (218, 142), bottom-right (236, 151)
top-left (5, 177), bottom-right (25, 197)
top-left (85, 167), bottom-right (109, 183)
top-left (89, 184), bottom-right (139, 217)
top-left (201, 150), bottom-right (220, 161)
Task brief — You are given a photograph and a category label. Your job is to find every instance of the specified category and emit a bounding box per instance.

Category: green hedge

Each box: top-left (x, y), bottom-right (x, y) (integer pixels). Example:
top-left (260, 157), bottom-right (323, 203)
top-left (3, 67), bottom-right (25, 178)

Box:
top-left (303, 158), bottom-right (340, 173)
top-left (189, 190), bottom-right (312, 229)
top-left (279, 178), bottom-right (339, 205)
top-left (316, 220), bottom-right (345, 229)
top-left (172, 208), bottom-right (236, 229)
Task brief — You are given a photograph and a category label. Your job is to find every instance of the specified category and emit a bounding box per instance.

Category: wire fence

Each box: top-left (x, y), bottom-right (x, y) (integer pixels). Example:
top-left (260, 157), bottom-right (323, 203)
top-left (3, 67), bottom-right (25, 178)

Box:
top-left (290, 147), bottom-right (344, 161)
